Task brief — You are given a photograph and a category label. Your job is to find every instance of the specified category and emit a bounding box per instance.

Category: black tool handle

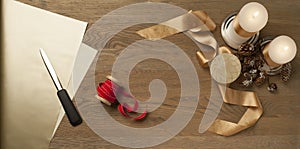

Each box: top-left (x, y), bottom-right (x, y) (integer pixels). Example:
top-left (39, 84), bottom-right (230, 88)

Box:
top-left (57, 89), bottom-right (82, 126)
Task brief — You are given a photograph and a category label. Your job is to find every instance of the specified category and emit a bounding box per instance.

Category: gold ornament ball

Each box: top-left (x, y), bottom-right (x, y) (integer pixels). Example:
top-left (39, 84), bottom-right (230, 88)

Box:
top-left (210, 53), bottom-right (241, 84)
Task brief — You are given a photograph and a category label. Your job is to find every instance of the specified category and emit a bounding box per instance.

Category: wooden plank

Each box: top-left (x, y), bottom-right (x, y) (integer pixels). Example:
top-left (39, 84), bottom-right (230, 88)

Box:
top-left (17, 0), bottom-right (300, 148)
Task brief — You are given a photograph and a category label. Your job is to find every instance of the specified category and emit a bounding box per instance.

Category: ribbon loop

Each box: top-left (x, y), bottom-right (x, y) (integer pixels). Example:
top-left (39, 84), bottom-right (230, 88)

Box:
top-left (136, 10), bottom-right (216, 40)
top-left (136, 10), bottom-right (263, 135)
top-left (96, 76), bottom-right (147, 120)
top-left (198, 46), bottom-right (263, 136)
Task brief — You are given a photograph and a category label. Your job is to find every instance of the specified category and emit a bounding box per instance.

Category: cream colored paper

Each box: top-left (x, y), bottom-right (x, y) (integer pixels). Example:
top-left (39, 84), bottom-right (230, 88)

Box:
top-left (70, 43), bottom-right (98, 95)
top-left (2, 1), bottom-right (87, 149)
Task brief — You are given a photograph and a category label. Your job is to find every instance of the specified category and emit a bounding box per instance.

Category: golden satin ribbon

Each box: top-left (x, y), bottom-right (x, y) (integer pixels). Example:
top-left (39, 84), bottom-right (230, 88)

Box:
top-left (137, 10), bottom-right (263, 136)
top-left (196, 46), bottom-right (232, 68)
top-left (208, 85), bottom-right (263, 136)
top-left (196, 50), bottom-right (209, 68)
top-left (233, 15), bottom-right (257, 38)
top-left (137, 10), bottom-right (218, 62)
top-left (191, 11), bottom-right (216, 31)
top-left (137, 10), bottom-right (216, 40)
top-left (197, 46), bottom-right (263, 136)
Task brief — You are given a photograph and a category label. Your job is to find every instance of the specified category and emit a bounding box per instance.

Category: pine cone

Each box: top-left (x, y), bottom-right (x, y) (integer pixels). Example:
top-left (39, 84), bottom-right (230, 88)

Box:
top-left (280, 63), bottom-right (292, 82)
top-left (238, 43), bottom-right (256, 56)
top-left (254, 71), bottom-right (266, 86)
top-left (267, 83), bottom-right (277, 93)
top-left (254, 58), bottom-right (264, 69)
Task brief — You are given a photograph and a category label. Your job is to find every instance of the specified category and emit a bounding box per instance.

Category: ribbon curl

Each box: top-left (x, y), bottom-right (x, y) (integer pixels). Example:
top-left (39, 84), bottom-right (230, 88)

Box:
top-left (208, 84), bottom-right (263, 136)
top-left (96, 76), bottom-right (147, 120)
top-left (137, 10), bottom-right (216, 40)
top-left (137, 10), bottom-right (218, 62)
top-left (136, 11), bottom-right (263, 136)
top-left (198, 46), bottom-right (263, 136)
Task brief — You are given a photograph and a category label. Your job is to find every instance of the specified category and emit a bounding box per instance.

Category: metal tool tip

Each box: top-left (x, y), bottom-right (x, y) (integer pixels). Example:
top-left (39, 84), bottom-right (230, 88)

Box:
top-left (39, 48), bottom-right (46, 57)
top-left (39, 48), bottom-right (44, 53)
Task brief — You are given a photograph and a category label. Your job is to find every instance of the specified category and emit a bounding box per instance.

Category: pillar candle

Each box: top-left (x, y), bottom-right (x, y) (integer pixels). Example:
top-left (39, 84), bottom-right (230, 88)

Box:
top-left (265, 35), bottom-right (297, 65)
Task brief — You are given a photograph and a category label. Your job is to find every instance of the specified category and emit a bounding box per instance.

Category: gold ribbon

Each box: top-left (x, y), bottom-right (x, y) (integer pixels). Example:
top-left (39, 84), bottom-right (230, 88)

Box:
top-left (197, 46), bottom-right (263, 136)
top-left (208, 85), bottom-right (263, 136)
top-left (137, 24), bottom-right (178, 40)
top-left (191, 11), bottom-right (216, 31)
top-left (137, 10), bottom-right (217, 63)
top-left (196, 46), bottom-right (232, 68)
top-left (196, 50), bottom-right (209, 68)
top-left (137, 10), bottom-right (216, 40)
top-left (137, 10), bottom-right (263, 136)
top-left (233, 15), bottom-right (257, 38)
top-left (218, 46), bottom-right (232, 54)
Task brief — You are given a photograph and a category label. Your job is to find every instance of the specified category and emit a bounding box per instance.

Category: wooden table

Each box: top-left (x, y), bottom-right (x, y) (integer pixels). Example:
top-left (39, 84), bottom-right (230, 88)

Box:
top-left (19, 0), bottom-right (300, 148)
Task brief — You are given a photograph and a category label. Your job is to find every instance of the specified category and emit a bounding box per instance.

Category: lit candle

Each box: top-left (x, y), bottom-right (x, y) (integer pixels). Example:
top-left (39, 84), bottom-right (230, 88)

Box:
top-left (238, 2), bottom-right (268, 33)
top-left (267, 35), bottom-right (297, 65)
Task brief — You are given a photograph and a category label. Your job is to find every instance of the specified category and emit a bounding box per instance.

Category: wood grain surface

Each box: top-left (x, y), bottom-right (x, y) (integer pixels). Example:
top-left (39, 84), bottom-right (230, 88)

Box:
top-left (18, 0), bottom-right (300, 148)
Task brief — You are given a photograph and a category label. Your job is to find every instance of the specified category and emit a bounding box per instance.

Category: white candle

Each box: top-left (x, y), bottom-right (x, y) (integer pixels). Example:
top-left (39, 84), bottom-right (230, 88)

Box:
top-left (268, 35), bottom-right (297, 64)
top-left (222, 2), bottom-right (268, 49)
top-left (238, 2), bottom-right (268, 32)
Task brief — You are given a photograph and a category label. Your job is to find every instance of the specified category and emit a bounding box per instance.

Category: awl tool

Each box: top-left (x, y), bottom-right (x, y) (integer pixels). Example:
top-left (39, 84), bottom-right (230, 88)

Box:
top-left (40, 48), bottom-right (82, 126)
